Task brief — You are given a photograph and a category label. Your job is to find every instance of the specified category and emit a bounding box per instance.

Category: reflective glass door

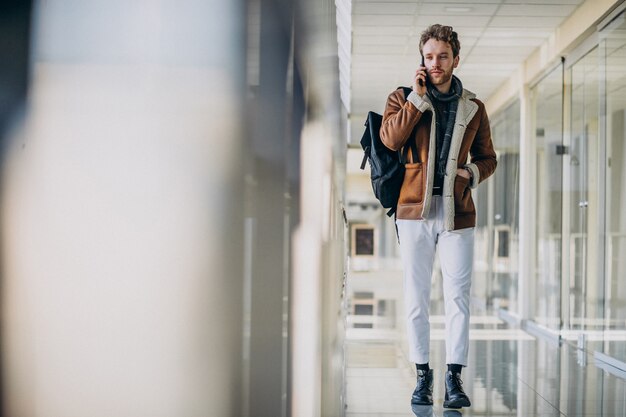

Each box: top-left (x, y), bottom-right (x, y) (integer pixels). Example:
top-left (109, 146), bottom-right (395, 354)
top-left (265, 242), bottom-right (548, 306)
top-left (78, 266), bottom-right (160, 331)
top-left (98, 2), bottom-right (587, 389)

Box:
top-left (603, 12), bottom-right (626, 363)
top-left (532, 65), bottom-right (563, 331)
top-left (567, 46), bottom-right (604, 333)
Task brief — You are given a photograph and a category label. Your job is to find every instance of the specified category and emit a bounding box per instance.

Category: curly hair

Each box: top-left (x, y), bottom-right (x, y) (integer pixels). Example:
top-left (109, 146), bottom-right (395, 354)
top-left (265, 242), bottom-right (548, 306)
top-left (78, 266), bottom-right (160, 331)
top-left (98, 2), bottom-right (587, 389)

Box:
top-left (419, 24), bottom-right (461, 57)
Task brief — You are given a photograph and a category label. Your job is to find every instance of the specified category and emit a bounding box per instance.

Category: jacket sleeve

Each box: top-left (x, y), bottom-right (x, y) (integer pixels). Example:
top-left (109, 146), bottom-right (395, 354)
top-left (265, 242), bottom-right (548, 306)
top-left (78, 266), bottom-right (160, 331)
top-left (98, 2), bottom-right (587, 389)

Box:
top-left (380, 89), bottom-right (431, 151)
top-left (464, 100), bottom-right (497, 189)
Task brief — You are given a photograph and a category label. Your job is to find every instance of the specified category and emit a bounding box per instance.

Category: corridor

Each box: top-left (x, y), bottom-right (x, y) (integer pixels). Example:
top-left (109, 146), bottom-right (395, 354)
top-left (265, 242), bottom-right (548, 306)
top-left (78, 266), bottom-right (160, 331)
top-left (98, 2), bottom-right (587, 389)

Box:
top-left (3, 0), bottom-right (626, 416)
top-left (346, 314), bottom-right (626, 416)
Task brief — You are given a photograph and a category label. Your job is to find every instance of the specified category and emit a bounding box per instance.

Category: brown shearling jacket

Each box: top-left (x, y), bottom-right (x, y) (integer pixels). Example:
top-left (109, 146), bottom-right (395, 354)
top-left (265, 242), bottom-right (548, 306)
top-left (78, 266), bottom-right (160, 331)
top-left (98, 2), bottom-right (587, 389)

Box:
top-left (380, 87), bottom-right (497, 230)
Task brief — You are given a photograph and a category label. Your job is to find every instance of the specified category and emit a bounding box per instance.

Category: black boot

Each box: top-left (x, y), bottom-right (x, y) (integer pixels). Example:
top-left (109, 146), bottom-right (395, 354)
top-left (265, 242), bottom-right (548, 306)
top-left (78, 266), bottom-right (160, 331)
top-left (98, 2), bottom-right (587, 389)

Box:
top-left (411, 369), bottom-right (433, 405)
top-left (443, 371), bottom-right (471, 408)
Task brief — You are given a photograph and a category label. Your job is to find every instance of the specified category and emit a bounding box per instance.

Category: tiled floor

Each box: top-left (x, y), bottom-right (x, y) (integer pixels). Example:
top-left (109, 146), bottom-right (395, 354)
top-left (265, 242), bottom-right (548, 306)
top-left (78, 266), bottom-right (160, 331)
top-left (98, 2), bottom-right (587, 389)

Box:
top-left (345, 316), bottom-right (626, 416)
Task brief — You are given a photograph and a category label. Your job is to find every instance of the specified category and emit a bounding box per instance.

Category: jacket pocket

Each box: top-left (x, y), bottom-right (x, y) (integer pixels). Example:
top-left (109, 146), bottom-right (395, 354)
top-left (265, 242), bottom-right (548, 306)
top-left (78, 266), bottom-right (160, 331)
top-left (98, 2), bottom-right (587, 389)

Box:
top-left (453, 175), bottom-right (474, 215)
top-left (398, 163), bottom-right (424, 205)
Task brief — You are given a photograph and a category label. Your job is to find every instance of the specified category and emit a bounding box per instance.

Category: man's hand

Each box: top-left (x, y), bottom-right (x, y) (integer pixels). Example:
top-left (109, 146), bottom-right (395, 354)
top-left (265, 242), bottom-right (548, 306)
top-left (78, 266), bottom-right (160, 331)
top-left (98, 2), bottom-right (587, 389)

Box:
top-left (413, 65), bottom-right (427, 97)
top-left (457, 168), bottom-right (471, 179)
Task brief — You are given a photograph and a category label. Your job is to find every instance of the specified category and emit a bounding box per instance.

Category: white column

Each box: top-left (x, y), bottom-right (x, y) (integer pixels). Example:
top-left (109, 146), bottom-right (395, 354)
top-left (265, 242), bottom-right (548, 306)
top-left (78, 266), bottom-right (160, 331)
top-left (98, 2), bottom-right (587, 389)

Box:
top-left (291, 122), bottom-right (330, 417)
top-left (518, 82), bottom-right (537, 320)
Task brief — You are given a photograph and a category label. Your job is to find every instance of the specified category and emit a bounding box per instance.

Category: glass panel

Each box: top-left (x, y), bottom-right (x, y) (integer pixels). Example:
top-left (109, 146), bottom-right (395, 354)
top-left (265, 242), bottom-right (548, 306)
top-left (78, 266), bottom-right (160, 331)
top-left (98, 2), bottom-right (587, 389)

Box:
top-left (568, 46), bottom-right (602, 331)
top-left (532, 65), bottom-right (563, 331)
top-left (603, 13), bottom-right (626, 363)
top-left (482, 101), bottom-right (520, 314)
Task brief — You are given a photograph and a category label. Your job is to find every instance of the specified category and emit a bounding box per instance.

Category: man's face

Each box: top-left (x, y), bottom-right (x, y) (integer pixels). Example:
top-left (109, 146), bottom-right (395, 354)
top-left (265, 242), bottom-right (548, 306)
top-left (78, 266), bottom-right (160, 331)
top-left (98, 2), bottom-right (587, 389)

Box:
top-left (422, 39), bottom-right (459, 88)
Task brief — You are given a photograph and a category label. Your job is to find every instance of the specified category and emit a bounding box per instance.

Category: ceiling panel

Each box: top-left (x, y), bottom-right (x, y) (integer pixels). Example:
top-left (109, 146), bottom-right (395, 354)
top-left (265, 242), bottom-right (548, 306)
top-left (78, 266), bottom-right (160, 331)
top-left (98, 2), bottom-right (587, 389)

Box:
top-left (353, 2), bottom-right (417, 14)
top-left (481, 28), bottom-right (553, 38)
top-left (422, 0), bottom-right (503, 3)
top-left (355, 25), bottom-right (414, 35)
top-left (418, 3), bottom-right (499, 15)
top-left (353, 43), bottom-right (408, 54)
top-left (456, 61), bottom-right (520, 70)
top-left (490, 16), bottom-right (566, 28)
top-left (497, 4), bottom-right (577, 17)
top-left (353, 14), bottom-right (415, 26)
top-left (355, 35), bottom-right (412, 45)
top-left (353, 55), bottom-right (409, 64)
top-left (461, 45), bottom-right (538, 58)
top-left (475, 37), bottom-right (546, 47)
top-left (503, 0), bottom-right (582, 4)
top-left (415, 15), bottom-right (493, 28)
top-left (343, 0), bottom-right (587, 146)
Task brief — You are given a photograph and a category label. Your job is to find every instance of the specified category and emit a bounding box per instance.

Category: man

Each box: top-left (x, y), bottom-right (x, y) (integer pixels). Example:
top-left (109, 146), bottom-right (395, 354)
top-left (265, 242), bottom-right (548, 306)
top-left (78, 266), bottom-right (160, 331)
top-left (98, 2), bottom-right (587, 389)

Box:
top-left (380, 24), bottom-right (497, 409)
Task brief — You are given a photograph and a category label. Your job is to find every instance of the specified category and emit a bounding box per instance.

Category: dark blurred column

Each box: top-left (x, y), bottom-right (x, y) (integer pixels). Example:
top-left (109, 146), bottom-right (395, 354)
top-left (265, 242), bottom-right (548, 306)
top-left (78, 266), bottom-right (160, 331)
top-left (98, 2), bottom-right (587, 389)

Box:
top-left (244, 0), bottom-right (346, 415)
top-left (0, 1), bottom-right (31, 149)
top-left (244, 0), bottom-right (300, 415)
top-left (0, 1), bottom-right (33, 414)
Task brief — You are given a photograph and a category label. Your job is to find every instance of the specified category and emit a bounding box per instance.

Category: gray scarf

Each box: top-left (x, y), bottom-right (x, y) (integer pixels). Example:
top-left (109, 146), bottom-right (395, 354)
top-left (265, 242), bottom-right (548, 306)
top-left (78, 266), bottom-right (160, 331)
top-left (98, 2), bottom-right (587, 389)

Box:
top-left (427, 75), bottom-right (463, 178)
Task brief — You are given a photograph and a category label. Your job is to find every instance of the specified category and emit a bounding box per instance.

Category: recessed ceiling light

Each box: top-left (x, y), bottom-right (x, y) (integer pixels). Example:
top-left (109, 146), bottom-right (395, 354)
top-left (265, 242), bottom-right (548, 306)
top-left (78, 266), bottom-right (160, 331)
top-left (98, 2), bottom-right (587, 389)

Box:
top-left (445, 7), bottom-right (473, 13)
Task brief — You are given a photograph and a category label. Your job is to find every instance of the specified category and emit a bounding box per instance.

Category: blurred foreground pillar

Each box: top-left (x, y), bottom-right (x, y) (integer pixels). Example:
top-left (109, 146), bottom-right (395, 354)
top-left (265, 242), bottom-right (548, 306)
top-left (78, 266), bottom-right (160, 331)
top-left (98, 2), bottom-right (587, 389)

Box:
top-left (1, 2), bottom-right (245, 416)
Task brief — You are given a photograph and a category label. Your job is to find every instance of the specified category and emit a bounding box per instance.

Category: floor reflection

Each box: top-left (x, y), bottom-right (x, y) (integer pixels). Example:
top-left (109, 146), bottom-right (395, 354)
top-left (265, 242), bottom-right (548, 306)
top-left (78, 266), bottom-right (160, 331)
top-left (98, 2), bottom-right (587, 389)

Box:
top-left (346, 316), bottom-right (626, 416)
top-left (412, 404), bottom-right (463, 417)
top-left (411, 404), bottom-right (433, 417)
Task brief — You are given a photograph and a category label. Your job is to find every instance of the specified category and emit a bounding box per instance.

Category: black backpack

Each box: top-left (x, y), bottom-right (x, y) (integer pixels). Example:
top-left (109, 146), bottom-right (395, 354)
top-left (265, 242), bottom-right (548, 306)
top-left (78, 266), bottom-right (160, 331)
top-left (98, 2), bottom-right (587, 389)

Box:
top-left (359, 87), bottom-right (417, 217)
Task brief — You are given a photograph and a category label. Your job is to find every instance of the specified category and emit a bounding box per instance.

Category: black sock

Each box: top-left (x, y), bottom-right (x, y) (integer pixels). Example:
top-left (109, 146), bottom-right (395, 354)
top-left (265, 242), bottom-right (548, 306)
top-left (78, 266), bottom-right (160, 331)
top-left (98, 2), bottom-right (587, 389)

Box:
top-left (447, 364), bottom-right (463, 374)
top-left (416, 363), bottom-right (430, 372)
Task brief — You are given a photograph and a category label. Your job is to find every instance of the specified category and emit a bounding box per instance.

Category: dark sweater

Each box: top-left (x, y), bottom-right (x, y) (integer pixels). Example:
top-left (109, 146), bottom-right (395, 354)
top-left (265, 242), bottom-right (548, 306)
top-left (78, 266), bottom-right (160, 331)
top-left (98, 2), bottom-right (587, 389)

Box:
top-left (431, 98), bottom-right (450, 195)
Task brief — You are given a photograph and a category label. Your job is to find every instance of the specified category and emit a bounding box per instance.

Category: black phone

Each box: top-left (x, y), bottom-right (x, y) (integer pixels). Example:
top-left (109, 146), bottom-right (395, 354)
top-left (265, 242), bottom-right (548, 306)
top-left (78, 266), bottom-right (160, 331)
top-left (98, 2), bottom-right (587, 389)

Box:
top-left (419, 55), bottom-right (426, 87)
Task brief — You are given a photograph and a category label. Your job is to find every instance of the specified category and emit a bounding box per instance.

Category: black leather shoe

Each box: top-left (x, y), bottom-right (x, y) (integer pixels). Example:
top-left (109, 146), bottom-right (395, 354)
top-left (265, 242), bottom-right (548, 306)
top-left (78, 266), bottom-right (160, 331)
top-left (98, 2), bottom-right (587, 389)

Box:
top-left (443, 371), bottom-right (471, 408)
top-left (411, 369), bottom-right (433, 405)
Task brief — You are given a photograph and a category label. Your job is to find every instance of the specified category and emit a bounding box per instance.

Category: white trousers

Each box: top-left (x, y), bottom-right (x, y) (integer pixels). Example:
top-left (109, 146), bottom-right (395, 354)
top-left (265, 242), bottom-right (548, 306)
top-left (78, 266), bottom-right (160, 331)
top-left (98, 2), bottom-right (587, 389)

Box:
top-left (396, 196), bottom-right (474, 366)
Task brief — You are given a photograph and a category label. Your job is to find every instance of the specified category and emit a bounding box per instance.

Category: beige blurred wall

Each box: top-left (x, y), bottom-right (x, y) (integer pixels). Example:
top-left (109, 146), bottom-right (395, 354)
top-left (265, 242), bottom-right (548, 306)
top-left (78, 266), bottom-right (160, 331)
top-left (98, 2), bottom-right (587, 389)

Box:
top-left (1, 2), bottom-right (246, 416)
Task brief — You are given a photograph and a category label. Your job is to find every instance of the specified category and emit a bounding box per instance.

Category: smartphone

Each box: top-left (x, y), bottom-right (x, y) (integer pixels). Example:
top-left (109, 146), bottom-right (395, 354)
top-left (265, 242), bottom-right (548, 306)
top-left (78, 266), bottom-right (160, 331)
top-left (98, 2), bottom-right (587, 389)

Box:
top-left (419, 55), bottom-right (426, 87)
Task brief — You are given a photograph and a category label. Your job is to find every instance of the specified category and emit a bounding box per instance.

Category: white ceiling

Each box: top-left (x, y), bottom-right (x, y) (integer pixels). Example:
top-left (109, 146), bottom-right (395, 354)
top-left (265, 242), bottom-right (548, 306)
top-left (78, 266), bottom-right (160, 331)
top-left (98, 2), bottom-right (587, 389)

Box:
top-left (339, 0), bottom-right (587, 145)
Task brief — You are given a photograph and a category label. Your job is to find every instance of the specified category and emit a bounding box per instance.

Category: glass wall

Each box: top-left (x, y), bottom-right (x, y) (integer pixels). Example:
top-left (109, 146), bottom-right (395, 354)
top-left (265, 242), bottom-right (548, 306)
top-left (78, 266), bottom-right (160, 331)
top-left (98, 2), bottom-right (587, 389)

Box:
top-left (603, 12), bottom-right (626, 363)
top-left (476, 100), bottom-right (520, 314)
top-left (485, 9), bottom-right (626, 369)
top-left (532, 64), bottom-right (563, 331)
